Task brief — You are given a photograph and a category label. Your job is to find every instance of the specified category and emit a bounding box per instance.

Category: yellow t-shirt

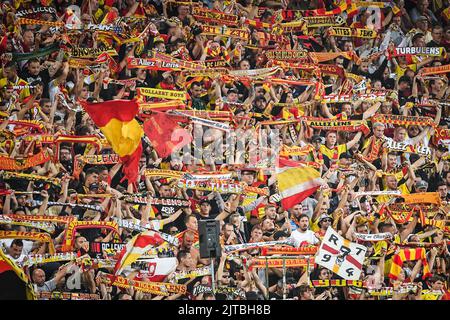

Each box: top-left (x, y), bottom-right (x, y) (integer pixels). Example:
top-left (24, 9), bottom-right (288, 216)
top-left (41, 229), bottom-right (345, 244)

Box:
top-left (319, 144), bottom-right (347, 163)
top-left (395, 63), bottom-right (417, 78)
top-left (0, 77), bottom-right (30, 101)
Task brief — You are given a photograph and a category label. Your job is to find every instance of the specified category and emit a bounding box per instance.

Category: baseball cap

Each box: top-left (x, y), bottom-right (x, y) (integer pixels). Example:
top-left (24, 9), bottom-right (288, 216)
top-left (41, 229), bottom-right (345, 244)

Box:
top-left (311, 135), bottom-right (323, 143)
top-left (319, 214), bottom-right (333, 223)
top-left (415, 180), bottom-right (428, 190)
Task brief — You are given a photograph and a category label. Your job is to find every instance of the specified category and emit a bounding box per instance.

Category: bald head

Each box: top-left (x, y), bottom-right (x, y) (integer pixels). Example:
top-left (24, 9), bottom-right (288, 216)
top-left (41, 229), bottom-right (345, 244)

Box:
top-left (32, 268), bottom-right (46, 286)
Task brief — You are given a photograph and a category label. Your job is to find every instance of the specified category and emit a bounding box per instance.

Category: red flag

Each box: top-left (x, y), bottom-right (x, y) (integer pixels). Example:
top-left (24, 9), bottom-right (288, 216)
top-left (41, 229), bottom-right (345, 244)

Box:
top-left (143, 112), bottom-right (192, 159)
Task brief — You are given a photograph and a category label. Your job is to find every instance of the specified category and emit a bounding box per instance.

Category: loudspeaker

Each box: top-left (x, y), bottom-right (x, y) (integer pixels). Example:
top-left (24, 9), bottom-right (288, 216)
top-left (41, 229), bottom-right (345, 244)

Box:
top-left (198, 219), bottom-right (222, 259)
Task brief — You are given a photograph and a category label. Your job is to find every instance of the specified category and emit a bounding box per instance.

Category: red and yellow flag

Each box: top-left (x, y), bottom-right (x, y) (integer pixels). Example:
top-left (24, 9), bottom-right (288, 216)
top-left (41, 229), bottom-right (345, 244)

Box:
top-left (389, 248), bottom-right (432, 281)
top-left (82, 100), bottom-right (143, 183)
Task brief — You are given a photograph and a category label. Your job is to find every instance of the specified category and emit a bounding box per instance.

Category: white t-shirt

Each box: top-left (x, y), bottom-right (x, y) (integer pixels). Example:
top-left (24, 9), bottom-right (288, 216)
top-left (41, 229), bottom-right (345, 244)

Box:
top-left (289, 229), bottom-right (320, 247)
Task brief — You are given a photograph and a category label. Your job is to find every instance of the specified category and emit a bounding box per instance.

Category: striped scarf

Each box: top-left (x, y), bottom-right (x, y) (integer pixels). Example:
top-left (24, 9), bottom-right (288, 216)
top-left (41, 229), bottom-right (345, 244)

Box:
top-left (389, 248), bottom-right (432, 280)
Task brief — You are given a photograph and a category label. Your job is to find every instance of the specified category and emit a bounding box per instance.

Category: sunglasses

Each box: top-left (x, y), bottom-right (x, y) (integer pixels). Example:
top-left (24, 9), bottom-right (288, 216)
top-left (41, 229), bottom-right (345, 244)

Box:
top-left (322, 219), bottom-right (332, 222)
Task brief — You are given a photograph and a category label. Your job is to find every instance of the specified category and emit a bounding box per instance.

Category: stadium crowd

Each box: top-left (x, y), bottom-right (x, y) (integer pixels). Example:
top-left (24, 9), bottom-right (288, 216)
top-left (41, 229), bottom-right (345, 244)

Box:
top-left (0, 0), bottom-right (449, 300)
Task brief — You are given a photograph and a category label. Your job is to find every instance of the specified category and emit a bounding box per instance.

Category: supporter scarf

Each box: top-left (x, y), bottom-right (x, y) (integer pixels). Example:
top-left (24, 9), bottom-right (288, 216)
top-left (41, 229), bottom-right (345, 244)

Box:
top-left (0, 216), bottom-right (55, 234)
top-left (388, 203), bottom-right (439, 216)
top-left (148, 51), bottom-right (205, 70)
top-left (304, 16), bottom-right (345, 27)
top-left (179, 110), bottom-right (233, 121)
top-left (12, 42), bottom-right (60, 62)
top-left (137, 88), bottom-right (187, 100)
top-left (109, 219), bottom-right (180, 246)
top-left (192, 7), bottom-right (238, 25)
top-left (62, 220), bottom-right (119, 252)
top-left (15, 6), bottom-right (57, 17)
top-left (265, 50), bottom-right (308, 61)
top-left (353, 190), bottom-right (401, 198)
top-left (127, 57), bottom-right (182, 71)
top-left (402, 192), bottom-right (441, 205)
top-left (310, 280), bottom-right (366, 288)
top-left (5, 214), bottom-right (75, 224)
top-left (256, 32), bottom-right (290, 44)
top-left (372, 114), bottom-right (436, 127)
top-left (354, 233), bottom-right (392, 242)
top-left (381, 205), bottom-right (416, 224)
top-left (309, 51), bottom-right (361, 65)
top-left (275, 20), bottom-right (308, 33)
top-left (393, 47), bottom-right (444, 57)
top-left (38, 291), bottom-right (100, 300)
top-left (171, 110), bottom-right (231, 131)
top-left (305, 117), bottom-right (371, 135)
top-left (0, 231), bottom-right (55, 254)
top-left (172, 266), bottom-right (211, 281)
top-left (433, 128), bottom-right (450, 145)
top-left (69, 46), bottom-right (118, 58)
top-left (79, 154), bottom-right (120, 165)
top-left (1, 172), bottom-right (60, 186)
top-left (368, 284), bottom-right (418, 296)
top-left (318, 64), bottom-right (345, 78)
top-left (203, 59), bottom-right (228, 68)
top-left (0, 150), bottom-right (51, 171)
top-left (119, 196), bottom-right (190, 208)
top-left (22, 253), bottom-right (77, 267)
top-left (279, 144), bottom-right (314, 157)
top-left (177, 179), bottom-right (242, 194)
top-left (384, 137), bottom-right (431, 158)
top-left (419, 64), bottom-right (450, 76)
top-left (250, 257), bottom-right (315, 269)
top-left (139, 101), bottom-right (186, 112)
top-left (89, 242), bottom-right (127, 259)
top-left (223, 239), bottom-right (295, 253)
top-left (322, 92), bottom-right (386, 103)
top-left (100, 273), bottom-right (186, 295)
top-left (16, 18), bottom-right (64, 27)
top-left (389, 248), bottom-right (432, 280)
top-left (260, 246), bottom-right (318, 256)
top-left (45, 201), bottom-right (104, 212)
top-left (328, 27), bottom-right (377, 38)
top-left (192, 285), bottom-right (245, 298)
top-left (200, 25), bottom-right (250, 41)
top-left (228, 66), bottom-right (280, 78)
top-left (144, 169), bottom-right (184, 179)
top-left (8, 120), bottom-right (46, 135)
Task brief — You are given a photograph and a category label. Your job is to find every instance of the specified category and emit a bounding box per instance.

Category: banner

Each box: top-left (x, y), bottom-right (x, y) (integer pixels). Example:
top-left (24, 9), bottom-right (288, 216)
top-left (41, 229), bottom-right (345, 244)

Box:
top-left (315, 228), bottom-right (367, 280)
top-left (137, 88), bottom-right (187, 100)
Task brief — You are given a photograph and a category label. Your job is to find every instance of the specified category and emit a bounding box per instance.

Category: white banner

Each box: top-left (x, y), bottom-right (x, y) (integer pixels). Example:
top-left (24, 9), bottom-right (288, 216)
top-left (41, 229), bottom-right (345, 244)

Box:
top-left (315, 228), bottom-right (367, 280)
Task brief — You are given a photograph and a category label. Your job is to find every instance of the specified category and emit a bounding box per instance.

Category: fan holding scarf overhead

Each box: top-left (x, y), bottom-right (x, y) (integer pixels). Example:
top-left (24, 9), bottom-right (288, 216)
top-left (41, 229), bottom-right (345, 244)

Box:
top-left (80, 99), bottom-right (143, 187)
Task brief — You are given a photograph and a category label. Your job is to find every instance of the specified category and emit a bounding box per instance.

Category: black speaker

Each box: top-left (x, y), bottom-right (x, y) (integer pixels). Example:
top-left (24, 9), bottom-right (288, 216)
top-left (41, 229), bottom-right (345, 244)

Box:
top-left (198, 219), bottom-right (222, 259)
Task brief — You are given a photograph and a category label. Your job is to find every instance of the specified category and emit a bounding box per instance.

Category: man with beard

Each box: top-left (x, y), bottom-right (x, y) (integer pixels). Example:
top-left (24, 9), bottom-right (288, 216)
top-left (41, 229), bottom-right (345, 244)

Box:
top-left (288, 214), bottom-right (320, 247)
top-left (179, 230), bottom-right (209, 267)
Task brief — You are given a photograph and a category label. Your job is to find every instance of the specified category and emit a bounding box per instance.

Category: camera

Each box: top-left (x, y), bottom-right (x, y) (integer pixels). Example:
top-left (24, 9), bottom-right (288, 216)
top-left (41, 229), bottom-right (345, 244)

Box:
top-left (192, 25), bottom-right (203, 36)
